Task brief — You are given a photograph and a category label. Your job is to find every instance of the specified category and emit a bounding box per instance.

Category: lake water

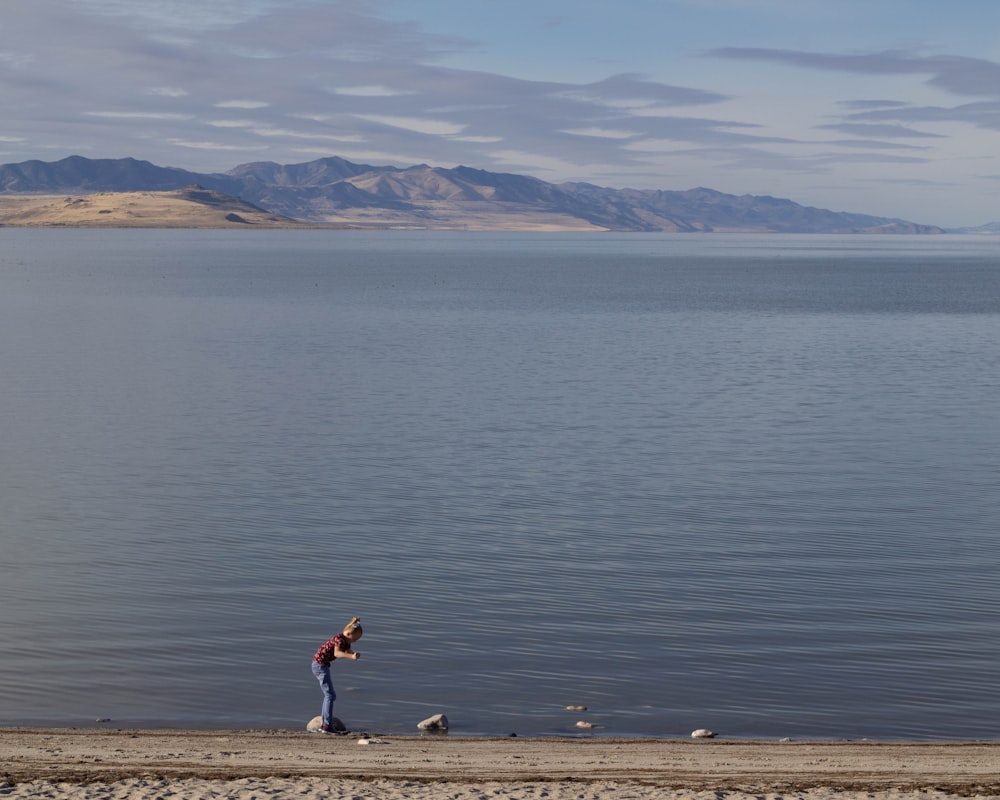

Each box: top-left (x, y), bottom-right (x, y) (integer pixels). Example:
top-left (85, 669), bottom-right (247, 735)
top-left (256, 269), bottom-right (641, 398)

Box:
top-left (1, 230), bottom-right (998, 740)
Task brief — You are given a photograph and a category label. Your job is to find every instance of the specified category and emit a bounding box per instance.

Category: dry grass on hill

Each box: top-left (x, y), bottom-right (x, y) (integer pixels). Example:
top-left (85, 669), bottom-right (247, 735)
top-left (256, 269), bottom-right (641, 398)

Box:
top-left (0, 187), bottom-right (317, 228)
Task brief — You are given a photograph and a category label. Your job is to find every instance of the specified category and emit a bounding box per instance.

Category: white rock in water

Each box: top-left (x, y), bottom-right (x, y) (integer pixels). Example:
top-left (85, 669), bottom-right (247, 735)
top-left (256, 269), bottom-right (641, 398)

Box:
top-left (417, 713), bottom-right (449, 731)
top-left (575, 720), bottom-right (594, 729)
top-left (691, 728), bottom-right (716, 739)
top-left (307, 715), bottom-right (345, 732)
top-left (565, 705), bottom-right (587, 712)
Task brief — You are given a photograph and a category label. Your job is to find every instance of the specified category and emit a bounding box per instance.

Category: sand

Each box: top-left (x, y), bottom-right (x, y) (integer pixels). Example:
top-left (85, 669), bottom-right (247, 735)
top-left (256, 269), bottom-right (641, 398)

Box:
top-left (2, 729), bottom-right (999, 800)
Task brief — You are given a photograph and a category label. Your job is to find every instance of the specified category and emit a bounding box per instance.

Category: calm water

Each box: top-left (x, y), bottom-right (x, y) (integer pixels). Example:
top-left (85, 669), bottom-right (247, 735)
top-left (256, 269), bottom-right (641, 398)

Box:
top-left (1, 230), bottom-right (998, 740)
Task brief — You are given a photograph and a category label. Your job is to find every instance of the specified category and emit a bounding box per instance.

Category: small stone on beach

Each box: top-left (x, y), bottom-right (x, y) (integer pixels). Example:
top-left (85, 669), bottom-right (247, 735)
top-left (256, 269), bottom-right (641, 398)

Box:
top-left (417, 713), bottom-right (449, 731)
top-left (307, 715), bottom-right (346, 733)
top-left (691, 728), bottom-right (716, 739)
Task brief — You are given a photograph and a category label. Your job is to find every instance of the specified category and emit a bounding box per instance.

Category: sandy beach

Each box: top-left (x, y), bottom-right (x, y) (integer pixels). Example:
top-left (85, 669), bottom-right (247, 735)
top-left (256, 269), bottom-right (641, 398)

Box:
top-left (2, 729), bottom-right (998, 800)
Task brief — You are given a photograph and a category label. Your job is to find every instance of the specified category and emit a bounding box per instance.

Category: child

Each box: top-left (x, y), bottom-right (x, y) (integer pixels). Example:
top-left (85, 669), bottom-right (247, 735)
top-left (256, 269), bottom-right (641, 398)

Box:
top-left (311, 616), bottom-right (363, 734)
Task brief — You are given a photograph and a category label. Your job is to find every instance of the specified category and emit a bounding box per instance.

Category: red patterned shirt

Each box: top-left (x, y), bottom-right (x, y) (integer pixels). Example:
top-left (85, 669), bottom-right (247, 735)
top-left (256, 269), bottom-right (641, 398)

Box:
top-left (313, 633), bottom-right (350, 666)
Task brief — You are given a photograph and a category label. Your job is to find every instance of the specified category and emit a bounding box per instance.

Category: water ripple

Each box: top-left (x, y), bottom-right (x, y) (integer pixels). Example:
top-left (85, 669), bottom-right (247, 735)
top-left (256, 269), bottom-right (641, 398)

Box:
top-left (1, 232), bottom-right (998, 738)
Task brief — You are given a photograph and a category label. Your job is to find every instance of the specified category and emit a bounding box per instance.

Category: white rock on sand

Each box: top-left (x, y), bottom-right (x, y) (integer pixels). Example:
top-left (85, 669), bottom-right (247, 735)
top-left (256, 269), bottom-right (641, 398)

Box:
top-left (417, 713), bottom-right (449, 731)
top-left (306, 715), bottom-right (345, 733)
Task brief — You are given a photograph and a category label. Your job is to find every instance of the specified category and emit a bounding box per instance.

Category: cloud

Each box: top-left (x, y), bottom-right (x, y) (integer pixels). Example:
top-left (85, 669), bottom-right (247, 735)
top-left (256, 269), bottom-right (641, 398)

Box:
top-left (818, 122), bottom-right (944, 139)
top-left (1, 0), bottom-right (761, 180)
top-left (707, 46), bottom-right (1000, 159)
top-left (147, 87), bottom-right (188, 97)
top-left (86, 111), bottom-right (194, 120)
top-left (623, 115), bottom-right (789, 148)
top-left (212, 0), bottom-right (471, 64)
top-left (74, 0), bottom-right (285, 32)
top-left (451, 136), bottom-right (503, 144)
top-left (206, 119), bottom-right (257, 129)
top-left (559, 74), bottom-right (728, 108)
top-left (825, 139), bottom-right (931, 151)
top-left (333, 85), bottom-right (416, 97)
top-left (490, 149), bottom-right (592, 176)
top-left (844, 101), bottom-right (1000, 133)
top-left (560, 128), bottom-right (640, 139)
top-left (0, 51), bottom-right (36, 69)
top-left (353, 115), bottom-right (467, 136)
top-left (166, 139), bottom-right (260, 151)
top-left (709, 47), bottom-right (1000, 99)
top-left (839, 99), bottom-right (910, 110)
top-left (250, 127), bottom-right (364, 143)
top-left (215, 101), bottom-right (271, 109)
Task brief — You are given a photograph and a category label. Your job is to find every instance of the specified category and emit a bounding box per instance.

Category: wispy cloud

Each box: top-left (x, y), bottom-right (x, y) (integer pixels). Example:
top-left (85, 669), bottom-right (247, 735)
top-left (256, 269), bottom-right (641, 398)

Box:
top-left (354, 115), bottom-right (467, 136)
top-left (332, 85), bottom-right (417, 97)
top-left (845, 101), bottom-right (1000, 132)
top-left (215, 101), bottom-right (271, 110)
top-left (166, 139), bottom-right (259, 151)
top-left (86, 111), bottom-right (194, 120)
top-left (147, 87), bottom-right (188, 97)
top-left (710, 47), bottom-right (1000, 99)
top-left (560, 128), bottom-right (640, 140)
top-left (818, 122), bottom-right (945, 138)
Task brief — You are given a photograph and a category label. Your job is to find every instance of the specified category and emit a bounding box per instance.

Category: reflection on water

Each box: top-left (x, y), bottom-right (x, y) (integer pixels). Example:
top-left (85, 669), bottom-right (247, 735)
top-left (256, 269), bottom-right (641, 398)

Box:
top-left (1, 231), bottom-right (998, 739)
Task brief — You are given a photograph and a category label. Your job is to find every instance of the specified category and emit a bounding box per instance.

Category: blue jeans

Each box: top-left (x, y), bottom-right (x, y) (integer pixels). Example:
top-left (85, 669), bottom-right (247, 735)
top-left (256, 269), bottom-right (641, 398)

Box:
top-left (311, 661), bottom-right (336, 728)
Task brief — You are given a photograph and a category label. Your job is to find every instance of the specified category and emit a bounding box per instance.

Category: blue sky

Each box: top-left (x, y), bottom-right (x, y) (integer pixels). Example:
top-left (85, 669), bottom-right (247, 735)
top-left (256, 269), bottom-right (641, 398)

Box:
top-left (2, 0), bottom-right (999, 225)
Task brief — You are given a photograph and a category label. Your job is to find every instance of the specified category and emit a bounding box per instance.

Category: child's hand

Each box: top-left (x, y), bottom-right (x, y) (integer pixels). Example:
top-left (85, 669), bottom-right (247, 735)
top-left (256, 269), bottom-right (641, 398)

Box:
top-left (353, 652), bottom-right (361, 660)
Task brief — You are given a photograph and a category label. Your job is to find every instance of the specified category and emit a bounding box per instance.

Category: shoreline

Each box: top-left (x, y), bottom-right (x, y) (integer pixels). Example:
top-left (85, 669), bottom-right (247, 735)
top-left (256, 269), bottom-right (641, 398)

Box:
top-left (3, 728), bottom-right (1000, 798)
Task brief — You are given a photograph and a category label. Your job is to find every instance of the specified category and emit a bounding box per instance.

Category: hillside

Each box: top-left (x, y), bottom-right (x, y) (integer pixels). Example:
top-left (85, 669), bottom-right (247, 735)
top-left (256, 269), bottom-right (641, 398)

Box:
top-left (0, 155), bottom-right (946, 233)
top-left (0, 185), bottom-right (310, 228)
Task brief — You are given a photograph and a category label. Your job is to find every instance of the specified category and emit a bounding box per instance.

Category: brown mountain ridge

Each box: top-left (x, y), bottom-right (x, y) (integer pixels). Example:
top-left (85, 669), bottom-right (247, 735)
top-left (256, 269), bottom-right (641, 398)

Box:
top-left (0, 155), bottom-right (946, 232)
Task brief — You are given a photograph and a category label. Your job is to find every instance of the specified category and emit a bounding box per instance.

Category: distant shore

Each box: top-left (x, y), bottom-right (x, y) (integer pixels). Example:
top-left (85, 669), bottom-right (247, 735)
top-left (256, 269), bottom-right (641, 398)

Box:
top-left (0, 190), bottom-right (327, 229)
top-left (3, 728), bottom-right (999, 799)
top-left (0, 190), bottom-right (597, 230)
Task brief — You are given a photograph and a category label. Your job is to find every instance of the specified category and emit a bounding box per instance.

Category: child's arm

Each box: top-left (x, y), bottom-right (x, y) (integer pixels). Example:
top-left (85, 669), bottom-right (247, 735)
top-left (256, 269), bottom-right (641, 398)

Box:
top-left (334, 643), bottom-right (360, 660)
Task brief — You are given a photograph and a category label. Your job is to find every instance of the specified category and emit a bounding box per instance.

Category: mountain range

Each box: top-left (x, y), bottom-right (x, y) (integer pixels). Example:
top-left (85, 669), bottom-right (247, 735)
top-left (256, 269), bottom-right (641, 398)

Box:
top-left (0, 154), bottom-right (951, 233)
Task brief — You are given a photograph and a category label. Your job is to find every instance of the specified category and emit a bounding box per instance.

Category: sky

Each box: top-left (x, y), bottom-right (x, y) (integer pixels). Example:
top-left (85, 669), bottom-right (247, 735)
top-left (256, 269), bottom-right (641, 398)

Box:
top-left (2, 0), bottom-right (1000, 226)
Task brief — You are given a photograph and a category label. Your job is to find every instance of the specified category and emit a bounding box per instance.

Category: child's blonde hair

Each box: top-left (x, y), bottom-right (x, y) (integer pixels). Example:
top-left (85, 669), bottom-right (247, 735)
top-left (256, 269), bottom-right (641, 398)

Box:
top-left (343, 616), bottom-right (363, 636)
